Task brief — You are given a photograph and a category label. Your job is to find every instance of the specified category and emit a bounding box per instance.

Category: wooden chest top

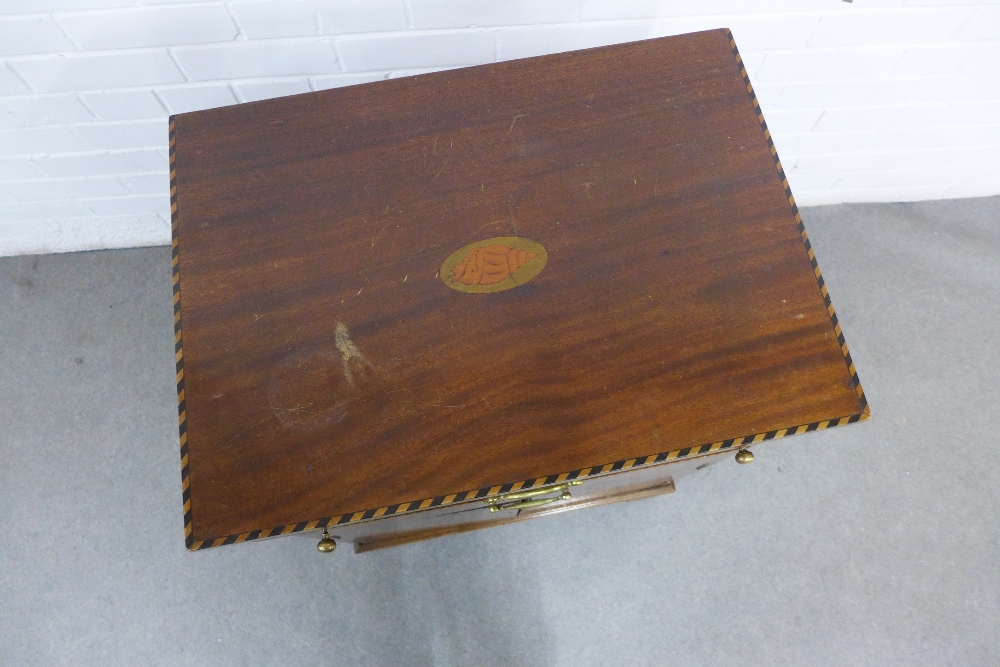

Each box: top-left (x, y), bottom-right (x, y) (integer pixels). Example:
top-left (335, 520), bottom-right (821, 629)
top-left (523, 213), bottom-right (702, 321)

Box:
top-left (170, 29), bottom-right (868, 549)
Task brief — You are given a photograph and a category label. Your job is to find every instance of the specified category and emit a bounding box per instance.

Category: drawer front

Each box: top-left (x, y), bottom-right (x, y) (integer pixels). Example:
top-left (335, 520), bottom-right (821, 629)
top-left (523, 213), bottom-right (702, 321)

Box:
top-left (317, 448), bottom-right (736, 552)
top-left (330, 482), bottom-right (584, 551)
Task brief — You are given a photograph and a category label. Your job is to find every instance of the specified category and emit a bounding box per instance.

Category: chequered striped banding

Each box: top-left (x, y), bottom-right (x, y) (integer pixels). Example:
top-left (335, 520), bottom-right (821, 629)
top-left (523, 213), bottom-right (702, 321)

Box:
top-left (727, 30), bottom-right (868, 419)
top-left (184, 420), bottom-right (866, 550)
top-left (176, 36), bottom-right (869, 550)
top-left (169, 118), bottom-right (196, 551)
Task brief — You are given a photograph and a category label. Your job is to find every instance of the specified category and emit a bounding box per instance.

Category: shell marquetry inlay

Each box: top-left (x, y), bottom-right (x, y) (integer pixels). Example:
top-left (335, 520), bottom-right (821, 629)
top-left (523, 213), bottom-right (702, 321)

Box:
top-left (440, 237), bottom-right (547, 294)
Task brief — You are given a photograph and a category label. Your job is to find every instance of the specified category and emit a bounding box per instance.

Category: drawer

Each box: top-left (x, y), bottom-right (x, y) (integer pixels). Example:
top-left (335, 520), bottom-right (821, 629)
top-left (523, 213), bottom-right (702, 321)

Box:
top-left (316, 448), bottom-right (736, 553)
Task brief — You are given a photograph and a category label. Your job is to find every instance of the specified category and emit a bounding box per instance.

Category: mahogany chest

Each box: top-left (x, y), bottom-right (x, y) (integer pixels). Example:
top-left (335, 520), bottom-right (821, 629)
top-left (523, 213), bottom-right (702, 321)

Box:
top-left (169, 29), bottom-right (868, 553)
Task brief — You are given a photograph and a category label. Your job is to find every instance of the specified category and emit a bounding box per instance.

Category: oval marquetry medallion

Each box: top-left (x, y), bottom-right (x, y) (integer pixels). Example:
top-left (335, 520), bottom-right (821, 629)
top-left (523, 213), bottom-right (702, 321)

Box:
top-left (440, 237), bottom-right (547, 293)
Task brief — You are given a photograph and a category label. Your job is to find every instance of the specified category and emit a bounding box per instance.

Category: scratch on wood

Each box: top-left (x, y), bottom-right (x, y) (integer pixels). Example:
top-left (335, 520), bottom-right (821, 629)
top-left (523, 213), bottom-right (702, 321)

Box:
top-left (506, 114), bottom-right (528, 136)
top-left (462, 219), bottom-right (508, 245)
top-left (273, 403), bottom-right (320, 418)
top-left (371, 220), bottom-right (392, 248)
top-left (230, 417), bottom-right (271, 440)
top-left (434, 158), bottom-right (451, 179)
top-left (281, 325), bottom-right (302, 348)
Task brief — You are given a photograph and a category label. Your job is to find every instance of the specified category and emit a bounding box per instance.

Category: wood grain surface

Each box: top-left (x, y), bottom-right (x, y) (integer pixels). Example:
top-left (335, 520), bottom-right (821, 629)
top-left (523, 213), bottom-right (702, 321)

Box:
top-left (171, 29), bottom-right (865, 543)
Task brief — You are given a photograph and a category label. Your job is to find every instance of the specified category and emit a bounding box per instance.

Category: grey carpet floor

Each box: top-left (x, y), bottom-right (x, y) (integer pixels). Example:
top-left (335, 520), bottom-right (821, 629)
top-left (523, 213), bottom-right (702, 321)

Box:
top-left (1, 196), bottom-right (998, 666)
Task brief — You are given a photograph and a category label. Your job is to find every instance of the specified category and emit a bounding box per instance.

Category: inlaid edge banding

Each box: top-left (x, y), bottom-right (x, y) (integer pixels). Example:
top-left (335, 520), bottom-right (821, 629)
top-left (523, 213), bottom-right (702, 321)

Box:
top-left (185, 408), bottom-right (866, 550)
top-left (180, 36), bottom-right (870, 551)
top-left (727, 30), bottom-right (869, 418)
top-left (169, 117), bottom-right (197, 551)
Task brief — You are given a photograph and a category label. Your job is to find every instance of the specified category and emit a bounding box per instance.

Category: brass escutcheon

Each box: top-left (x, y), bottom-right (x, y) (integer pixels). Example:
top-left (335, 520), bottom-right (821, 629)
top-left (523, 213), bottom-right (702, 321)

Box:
top-left (484, 481), bottom-right (581, 511)
top-left (489, 491), bottom-right (572, 512)
top-left (483, 480), bottom-right (581, 504)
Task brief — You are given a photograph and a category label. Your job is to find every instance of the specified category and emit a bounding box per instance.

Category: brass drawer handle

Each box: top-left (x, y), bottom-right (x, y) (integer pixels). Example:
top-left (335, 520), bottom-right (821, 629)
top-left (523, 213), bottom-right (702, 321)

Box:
top-left (489, 491), bottom-right (571, 512)
top-left (483, 480), bottom-right (582, 505)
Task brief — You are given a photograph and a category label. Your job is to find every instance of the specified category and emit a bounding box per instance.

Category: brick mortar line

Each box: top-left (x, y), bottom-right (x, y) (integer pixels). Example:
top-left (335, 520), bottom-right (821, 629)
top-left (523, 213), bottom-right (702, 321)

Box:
top-left (2, 22), bottom-right (996, 65)
top-left (2, 2), bottom-right (991, 20)
top-left (3, 35), bottom-right (997, 68)
top-left (0, 73), bottom-right (395, 103)
top-left (750, 74), bottom-right (1000, 87)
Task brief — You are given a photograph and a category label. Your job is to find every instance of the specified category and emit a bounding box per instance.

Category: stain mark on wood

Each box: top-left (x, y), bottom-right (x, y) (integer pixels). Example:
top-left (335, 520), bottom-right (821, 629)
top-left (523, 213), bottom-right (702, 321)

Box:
top-left (335, 322), bottom-right (372, 386)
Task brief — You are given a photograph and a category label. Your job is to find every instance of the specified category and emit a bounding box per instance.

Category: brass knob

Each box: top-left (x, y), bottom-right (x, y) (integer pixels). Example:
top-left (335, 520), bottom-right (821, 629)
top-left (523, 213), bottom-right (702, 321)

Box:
top-left (317, 530), bottom-right (337, 553)
top-left (735, 449), bottom-right (754, 464)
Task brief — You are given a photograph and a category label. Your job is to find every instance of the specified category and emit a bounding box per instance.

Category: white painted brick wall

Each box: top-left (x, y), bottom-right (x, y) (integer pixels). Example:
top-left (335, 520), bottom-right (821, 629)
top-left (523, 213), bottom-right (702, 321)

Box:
top-left (80, 90), bottom-right (167, 120)
top-left (0, 64), bottom-right (30, 95)
top-left (314, 0), bottom-right (409, 34)
top-left (412, 0), bottom-right (579, 28)
top-left (338, 32), bottom-right (495, 70)
top-left (0, 0), bottom-right (998, 256)
top-left (119, 172), bottom-right (169, 194)
top-left (310, 71), bottom-right (387, 90)
top-left (235, 79), bottom-right (312, 102)
top-left (173, 41), bottom-right (340, 80)
top-left (231, 0), bottom-right (409, 37)
top-left (3, 176), bottom-right (130, 202)
top-left (0, 16), bottom-right (76, 56)
top-left (498, 24), bottom-right (656, 61)
top-left (808, 8), bottom-right (973, 46)
top-left (56, 6), bottom-right (239, 50)
top-left (155, 84), bottom-right (238, 114)
top-left (12, 51), bottom-right (186, 92)
top-left (32, 150), bottom-right (167, 178)
top-left (73, 120), bottom-right (167, 150)
top-left (228, 1), bottom-right (318, 39)
top-left (0, 157), bottom-right (44, 179)
top-left (0, 126), bottom-right (89, 155)
top-left (0, 94), bottom-right (94, 126)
